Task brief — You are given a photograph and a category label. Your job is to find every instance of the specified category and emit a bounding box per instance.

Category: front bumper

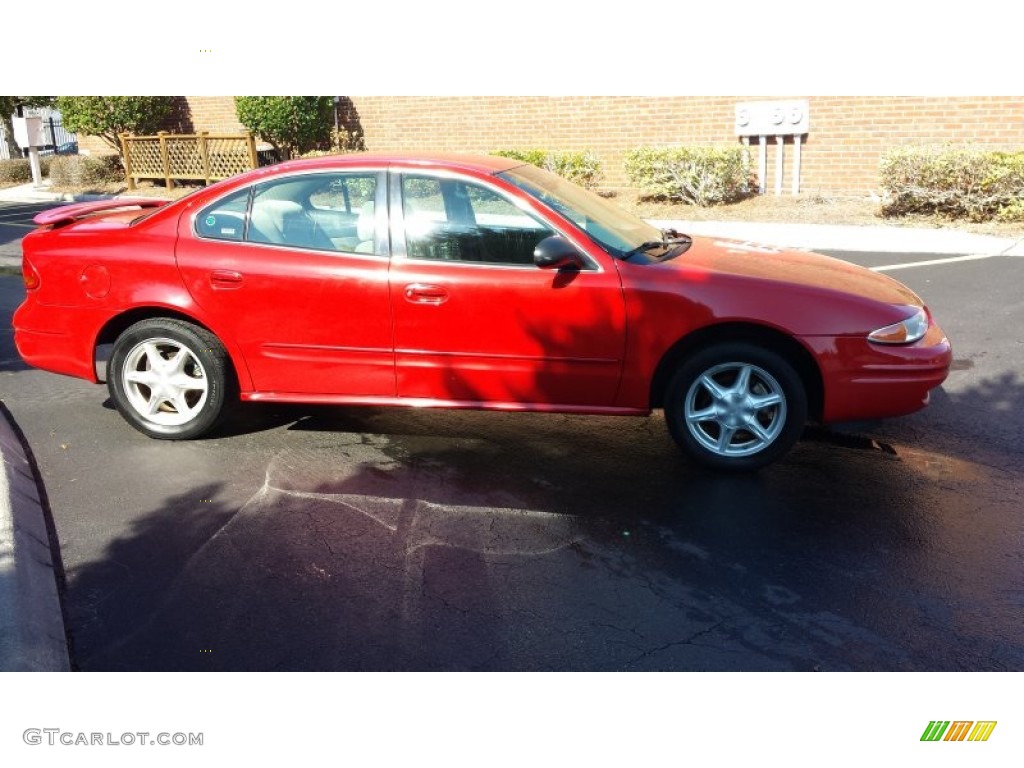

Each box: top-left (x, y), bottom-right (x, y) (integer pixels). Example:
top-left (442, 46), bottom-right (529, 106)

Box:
top-left (801, 321), bottom-right (952, 423)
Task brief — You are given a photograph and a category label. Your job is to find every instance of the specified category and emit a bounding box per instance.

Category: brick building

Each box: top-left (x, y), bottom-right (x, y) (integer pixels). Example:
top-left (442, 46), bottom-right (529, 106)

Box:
top-left (77, 96), bottom-right (1024, 195)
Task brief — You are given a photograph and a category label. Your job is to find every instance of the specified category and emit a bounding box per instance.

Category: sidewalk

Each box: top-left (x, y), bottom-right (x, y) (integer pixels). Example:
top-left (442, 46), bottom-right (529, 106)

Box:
top-left (649, 219), bottom-right (1024, 258)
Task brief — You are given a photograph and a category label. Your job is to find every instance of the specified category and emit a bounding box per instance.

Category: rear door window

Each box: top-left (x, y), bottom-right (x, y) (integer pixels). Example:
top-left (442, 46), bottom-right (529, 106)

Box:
top-left (196, 173), bottom-right (381, 254)
top-left (195, 187), bottom-right (250, 241)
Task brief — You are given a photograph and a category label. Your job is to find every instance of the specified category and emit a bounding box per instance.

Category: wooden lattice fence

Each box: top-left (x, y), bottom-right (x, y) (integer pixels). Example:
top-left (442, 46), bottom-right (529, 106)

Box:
top-left (121, 132), bottom-right (259, 190)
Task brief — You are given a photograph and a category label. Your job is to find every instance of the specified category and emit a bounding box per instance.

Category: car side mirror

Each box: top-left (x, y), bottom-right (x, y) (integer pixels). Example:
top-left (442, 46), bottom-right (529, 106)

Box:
top-left (534, 235), bottom-right (583, 270)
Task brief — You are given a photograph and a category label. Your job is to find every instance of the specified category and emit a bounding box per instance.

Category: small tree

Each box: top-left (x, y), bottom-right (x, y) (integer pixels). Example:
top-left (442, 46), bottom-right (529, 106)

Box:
top-left (234, 97), bottom-right (334, 159)
top-left (55, 96), bottom-right (174, 162)
top-left (0, 96), bottom-right (54, 157)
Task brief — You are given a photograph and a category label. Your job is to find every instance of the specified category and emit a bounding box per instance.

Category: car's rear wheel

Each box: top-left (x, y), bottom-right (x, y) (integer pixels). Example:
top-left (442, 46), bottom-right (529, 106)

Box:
top-left (107, 318), bottom-right (233, 440)
top-left (664, 343), bottom-right (807, 471)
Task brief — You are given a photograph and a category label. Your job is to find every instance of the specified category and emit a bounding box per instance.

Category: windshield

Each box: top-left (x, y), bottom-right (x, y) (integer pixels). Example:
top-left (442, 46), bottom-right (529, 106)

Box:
top-left (498, 164), bottom-right (664, 257)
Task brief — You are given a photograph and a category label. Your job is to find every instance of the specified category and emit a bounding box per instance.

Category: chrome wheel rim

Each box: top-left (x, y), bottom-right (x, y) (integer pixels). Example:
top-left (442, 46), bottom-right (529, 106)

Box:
top-left (121, 338), bottom-right (209, 426)
top-left (684, 362), bottom-right (787, 457)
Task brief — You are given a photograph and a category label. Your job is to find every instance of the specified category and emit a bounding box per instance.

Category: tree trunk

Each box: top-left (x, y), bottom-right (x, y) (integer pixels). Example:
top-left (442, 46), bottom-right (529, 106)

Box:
top-left (1, 114), bottom-right (23, 159)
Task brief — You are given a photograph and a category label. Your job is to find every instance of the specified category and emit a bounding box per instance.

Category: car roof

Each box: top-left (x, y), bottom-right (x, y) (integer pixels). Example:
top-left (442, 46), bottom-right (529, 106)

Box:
top-left (268, 152), bottom-right (524, 176)
top-left (141, 152), bottom-right (531, 224)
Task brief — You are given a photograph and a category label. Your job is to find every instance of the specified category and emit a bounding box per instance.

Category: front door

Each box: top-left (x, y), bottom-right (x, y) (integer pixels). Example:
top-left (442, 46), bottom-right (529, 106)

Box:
top-left (388, 171), bottom-right (625, 407)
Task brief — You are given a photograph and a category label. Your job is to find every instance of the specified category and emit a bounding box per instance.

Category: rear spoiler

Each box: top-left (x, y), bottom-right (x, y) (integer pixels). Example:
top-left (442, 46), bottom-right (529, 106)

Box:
top-left (32, 199), bottom-right (168, 227)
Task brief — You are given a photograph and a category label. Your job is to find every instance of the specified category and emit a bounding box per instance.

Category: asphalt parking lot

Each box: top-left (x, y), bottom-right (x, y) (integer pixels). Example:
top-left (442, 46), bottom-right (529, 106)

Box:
top-left (1, 200), bottom-right (1022, 671)
top-left (0, 202), bottom-right (53, 272)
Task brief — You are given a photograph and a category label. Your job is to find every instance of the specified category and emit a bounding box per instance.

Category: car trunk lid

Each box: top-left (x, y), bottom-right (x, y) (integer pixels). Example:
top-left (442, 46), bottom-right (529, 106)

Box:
top-left (32, 199), bottom-right (168, 228)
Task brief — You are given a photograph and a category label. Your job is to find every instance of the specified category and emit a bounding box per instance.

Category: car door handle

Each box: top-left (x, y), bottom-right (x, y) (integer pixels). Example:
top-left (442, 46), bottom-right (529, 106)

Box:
top-left (210, 269), bottom-right (243, 289)
top-left (404, 283), bottom-right (448, 305)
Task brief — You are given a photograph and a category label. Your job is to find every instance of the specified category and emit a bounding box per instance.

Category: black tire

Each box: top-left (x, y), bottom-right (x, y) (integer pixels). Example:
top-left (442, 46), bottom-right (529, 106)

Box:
top-left (664, 343), bottom-right (807, 471)
top-left (107, 318), bottom-right (234, 440)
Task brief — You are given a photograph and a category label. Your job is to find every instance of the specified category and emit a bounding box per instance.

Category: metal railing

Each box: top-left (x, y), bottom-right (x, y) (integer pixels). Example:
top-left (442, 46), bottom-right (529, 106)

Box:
top-left (0, 115), bottom-right (78, 160)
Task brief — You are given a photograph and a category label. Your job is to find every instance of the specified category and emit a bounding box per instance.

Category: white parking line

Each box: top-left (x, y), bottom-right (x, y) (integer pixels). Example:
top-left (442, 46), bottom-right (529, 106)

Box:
top-left (870, 253), bottom-right (998, 272)
top-left (0, 211), bottom-right (44, 224)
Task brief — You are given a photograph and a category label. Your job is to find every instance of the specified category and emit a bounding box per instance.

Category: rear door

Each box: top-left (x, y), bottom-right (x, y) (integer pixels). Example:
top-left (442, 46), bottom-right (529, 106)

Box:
top-left (175, 170), bottom-right (394, 396)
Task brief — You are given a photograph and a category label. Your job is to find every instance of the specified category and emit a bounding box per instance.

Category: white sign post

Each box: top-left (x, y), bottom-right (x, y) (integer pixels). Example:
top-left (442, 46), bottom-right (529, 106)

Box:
top-left (13, 116), bottom-right (46, 187)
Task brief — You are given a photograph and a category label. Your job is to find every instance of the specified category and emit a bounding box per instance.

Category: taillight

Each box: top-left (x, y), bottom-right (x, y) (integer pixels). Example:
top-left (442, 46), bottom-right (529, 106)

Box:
top-left (22, 260), bottom-right (40, 290)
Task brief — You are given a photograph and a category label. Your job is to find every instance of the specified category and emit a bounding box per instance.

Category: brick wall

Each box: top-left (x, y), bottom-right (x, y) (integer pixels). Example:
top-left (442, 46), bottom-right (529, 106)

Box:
top-left (77, 134), bottom-right (115, 156)
top-left (77, 96), bottom-right (1024, 195)
top-left (181, 96), bottom-right (246, 133)
top-left (348, 96), bottom-right (1024, 194)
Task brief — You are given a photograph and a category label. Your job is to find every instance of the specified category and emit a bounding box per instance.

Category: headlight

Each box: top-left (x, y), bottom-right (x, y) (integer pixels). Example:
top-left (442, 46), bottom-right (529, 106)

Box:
top-left (868, 308), bottom-right (929, 345)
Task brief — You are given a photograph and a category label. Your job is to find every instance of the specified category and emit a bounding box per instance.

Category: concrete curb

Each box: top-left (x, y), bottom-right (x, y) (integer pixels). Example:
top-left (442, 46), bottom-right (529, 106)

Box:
top-left (0, 183), bottom-right (166, 205)
top-left (0, 401), bottom-right (70, 671)
top-left (1002, 238), bottom-right (1024, 257)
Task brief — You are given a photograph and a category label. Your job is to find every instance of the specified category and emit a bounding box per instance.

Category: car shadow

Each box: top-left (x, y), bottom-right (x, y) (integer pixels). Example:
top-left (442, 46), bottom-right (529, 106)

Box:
top-left (61, 398), bottom-right (1024, 673)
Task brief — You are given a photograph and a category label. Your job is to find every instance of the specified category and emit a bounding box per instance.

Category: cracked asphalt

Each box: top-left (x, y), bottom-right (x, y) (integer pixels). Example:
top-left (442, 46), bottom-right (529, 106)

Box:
top-left (2, 204), bottom-right (1023, 669)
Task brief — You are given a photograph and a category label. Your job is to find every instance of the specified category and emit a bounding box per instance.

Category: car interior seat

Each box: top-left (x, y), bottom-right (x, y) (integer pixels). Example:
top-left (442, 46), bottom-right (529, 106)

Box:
top-left (354, 201), bottom-right (376, 253)
top-left (249, 199), bottom-right (335, 251)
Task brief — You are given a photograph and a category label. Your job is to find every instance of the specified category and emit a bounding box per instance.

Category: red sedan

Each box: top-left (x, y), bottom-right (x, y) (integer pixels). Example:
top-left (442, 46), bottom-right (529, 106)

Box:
top-left (13, 153), bottom-right (951, 470)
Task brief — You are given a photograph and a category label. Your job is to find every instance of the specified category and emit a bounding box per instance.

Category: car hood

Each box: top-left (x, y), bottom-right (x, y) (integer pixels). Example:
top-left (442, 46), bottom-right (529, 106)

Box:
top-left (679, 236), bottom-right (922, 307)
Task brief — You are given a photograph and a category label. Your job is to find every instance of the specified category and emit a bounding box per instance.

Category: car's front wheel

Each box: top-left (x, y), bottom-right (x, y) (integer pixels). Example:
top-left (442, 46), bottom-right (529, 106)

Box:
top-left (664, 343), bottom-right (807, 471)
top-left (107, 318), bottom-right (233, 440)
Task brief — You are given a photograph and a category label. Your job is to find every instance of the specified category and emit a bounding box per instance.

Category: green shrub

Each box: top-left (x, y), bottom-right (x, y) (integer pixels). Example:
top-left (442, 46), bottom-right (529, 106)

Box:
top-left (0, 156), bottom-right (55, 184)
top-left (492, 149), bottom-right (603, 188)
top-left (235, 97), bottom-right (334, 158)
top-left (56, 96), bottom-right (175, 160)
top-left (996, 197), bottom-right (1024, 222)
top-left (0, 158), bottom-right (32, 184)
top-left (624, 146), bottom-right (753, 206)
top-left (48, 154), bottom-right (124, 187)
top-left (298, 149), bottom-right (340, 159)
top-left (298, 127), bottom-right (365, 159)
top-left (879, 145), bottom-right (1024, 221)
